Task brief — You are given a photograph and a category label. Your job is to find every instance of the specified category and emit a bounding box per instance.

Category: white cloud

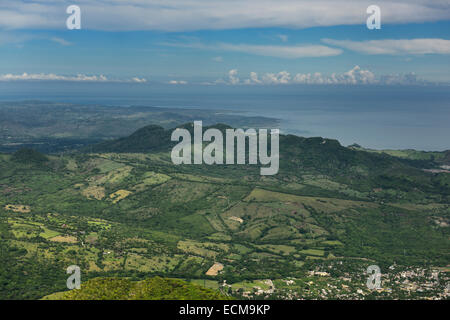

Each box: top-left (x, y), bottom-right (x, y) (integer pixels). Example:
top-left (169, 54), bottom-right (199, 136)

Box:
top-left (261, 71), bottom-right (291, 84)
top-left (0, 69), bottom-right (431, 85)
top-left (228, 69), bottom-right (240, 84)
top-left (1, 1), bottom-right (449, 31)
top-left (293, 66), bottom-right (378, 84)
top-left (248, 72), bottom-right (261, 84)
top-left (131, 77), bottom-right (147, 83)
top-left (218, 43), bottom-right (342, 58)
top-left (168, 80), bottom-right (187, 84)
top-left (222, 66), bottom-right (429, 85)
top-left (378, 73), bottom-right (422, 85)
top-left (50, 37), bottom-right (72, 46)
top-left (294, 65), bottom-right (377, 85)
top-left (164, 42), bottom-right (342, 58)
top-left (0, 72), bottom-right (147, 83)
top-left (0, 73), bottom-right (108, 82)
top-left (323, 38), bottom-right (450, 55)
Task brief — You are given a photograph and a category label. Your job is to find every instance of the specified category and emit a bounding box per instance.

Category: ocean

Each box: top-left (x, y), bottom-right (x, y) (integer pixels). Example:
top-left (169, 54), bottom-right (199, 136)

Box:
top-left (0, 82), bottom-right (449, 151)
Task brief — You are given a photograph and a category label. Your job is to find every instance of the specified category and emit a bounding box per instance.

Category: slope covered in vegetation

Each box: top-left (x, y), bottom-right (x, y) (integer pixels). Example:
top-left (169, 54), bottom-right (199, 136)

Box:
top-left (43, 277), bottom-right (230, 300)
top-left (0, 123), bottom-right (449, 300)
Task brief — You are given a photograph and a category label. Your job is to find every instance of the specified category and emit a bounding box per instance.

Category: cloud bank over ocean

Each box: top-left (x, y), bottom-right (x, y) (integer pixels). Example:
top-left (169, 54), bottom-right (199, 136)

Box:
top-left (0, 66), bottom-right (440, 86)
top-left (214, 66), bottom-right (434, 85)
top-left (0, 73), bottom-right (147, 83)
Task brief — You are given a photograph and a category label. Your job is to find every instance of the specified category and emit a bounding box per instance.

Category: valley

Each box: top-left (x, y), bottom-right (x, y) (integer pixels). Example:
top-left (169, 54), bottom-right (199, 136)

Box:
top-left (0, 117), bottom-right (449, 300)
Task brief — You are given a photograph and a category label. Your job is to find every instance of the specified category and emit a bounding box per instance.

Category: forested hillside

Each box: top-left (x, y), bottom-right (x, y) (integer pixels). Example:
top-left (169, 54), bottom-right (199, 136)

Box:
top-left (0, 124), bottom-right (448, 300)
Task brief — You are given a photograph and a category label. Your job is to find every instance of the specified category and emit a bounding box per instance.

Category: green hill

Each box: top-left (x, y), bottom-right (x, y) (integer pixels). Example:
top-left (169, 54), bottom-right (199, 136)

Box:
top-left (1, 123), bottom-right (449, 300)
top-left (88, 122), bottom-right (402, 171)
top-left (86, 123), bottom-right (234, 153)
top-left (11, 148), bottom-right (48, 164)
top-left (43, 277), bottom-right (230, 300)
top-left (85, 123), bottom-right (448, 200)
top-left (87, 125), bottom-right (172, 153)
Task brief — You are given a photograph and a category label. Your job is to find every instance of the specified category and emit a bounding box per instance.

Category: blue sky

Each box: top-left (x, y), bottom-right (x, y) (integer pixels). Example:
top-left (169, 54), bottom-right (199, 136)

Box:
top-left (1, 0), bottom-right (450, 85)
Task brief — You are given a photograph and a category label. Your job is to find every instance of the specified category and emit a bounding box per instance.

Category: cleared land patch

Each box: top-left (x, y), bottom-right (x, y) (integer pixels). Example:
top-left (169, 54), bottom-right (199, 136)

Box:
top-left (205, 262), bottom-right (224, 276)
top-left (5, 204), bottom-right (31, 213)
top-left (244, 188), bottom-right (375, 213)
top-left (49, 235), bottom-right (77, 243)
top-left (82, 186), bottom-right (105, 200)
top-left (133, 171), bottom-right (171, 191)
top-left (229, 216), bottom-right (243, 224)
top-left (177, 240), bottom-right (228, 258)
top-left (110, 189), bottom-right (132, 203)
